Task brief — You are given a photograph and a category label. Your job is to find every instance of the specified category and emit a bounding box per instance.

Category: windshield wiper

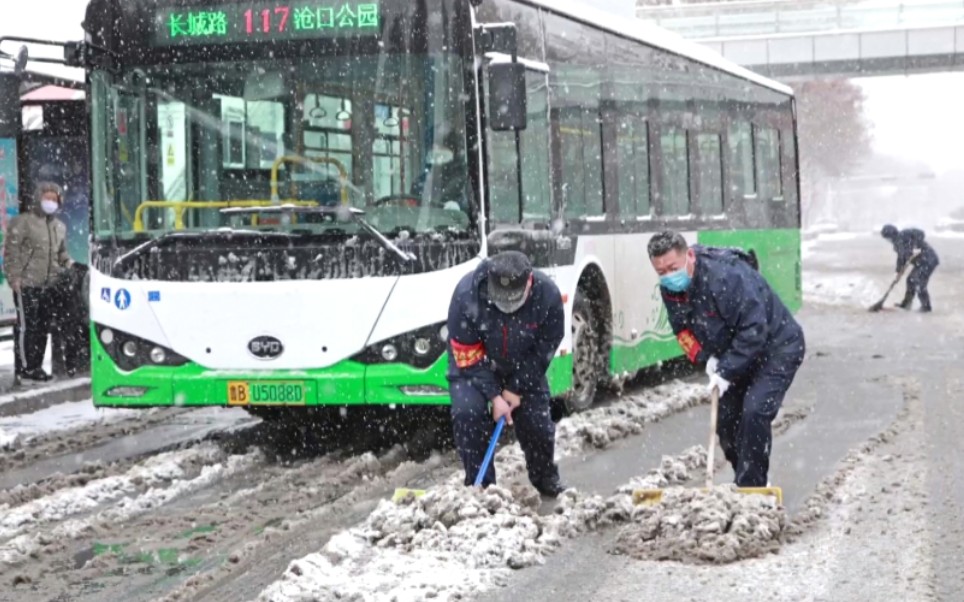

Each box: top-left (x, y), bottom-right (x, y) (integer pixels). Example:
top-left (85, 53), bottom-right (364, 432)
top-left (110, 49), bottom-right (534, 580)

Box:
top-left (220, 206), bottom-right (417, 264)
top-left (113, 229), bottom-right (301, 269)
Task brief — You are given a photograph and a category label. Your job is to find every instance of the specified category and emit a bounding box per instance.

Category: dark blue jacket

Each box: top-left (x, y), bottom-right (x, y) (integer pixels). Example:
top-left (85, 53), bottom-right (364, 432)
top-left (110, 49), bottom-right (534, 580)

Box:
top-left (892, 228), bottom-right (939, 272)
top-left (446, 260), bottom-right (565, 398)
top-left (661, 245), bottom-right (804, 383)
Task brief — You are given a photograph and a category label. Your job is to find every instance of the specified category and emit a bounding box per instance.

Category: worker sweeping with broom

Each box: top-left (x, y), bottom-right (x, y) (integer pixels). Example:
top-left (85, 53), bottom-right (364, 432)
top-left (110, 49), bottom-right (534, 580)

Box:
top-left (647, 231), bottom-right (805, 489)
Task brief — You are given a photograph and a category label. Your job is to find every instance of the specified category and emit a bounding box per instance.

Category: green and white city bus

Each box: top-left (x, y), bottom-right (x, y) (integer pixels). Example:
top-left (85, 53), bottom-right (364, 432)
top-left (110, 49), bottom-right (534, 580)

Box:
top-left (78, 0), bottom-right (801, 413)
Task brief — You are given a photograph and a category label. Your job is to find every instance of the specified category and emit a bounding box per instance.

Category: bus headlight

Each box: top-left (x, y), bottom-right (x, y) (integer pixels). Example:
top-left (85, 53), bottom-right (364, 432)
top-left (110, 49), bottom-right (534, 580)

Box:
top-left (95, 324), bottom-right (189, 371)
top-left (352, 321), bottom-right (447, 369)
top-left (413, 338), bottom-right (432, 356)
top-left (150, 347), bottom-right (167, 364)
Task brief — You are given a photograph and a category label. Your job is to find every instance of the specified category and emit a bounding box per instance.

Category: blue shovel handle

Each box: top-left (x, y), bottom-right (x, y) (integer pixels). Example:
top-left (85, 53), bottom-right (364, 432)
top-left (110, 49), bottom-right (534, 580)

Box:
top-left (474, 416), bottom-right (506, 487)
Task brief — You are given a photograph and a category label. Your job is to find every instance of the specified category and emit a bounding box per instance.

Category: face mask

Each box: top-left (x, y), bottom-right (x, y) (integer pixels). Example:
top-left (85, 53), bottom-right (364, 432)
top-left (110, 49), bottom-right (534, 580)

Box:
top-left (494, 297), bottom-right (526, 314)
top-left (660, 267), bottom-right (691, 293)
top-left (40, 200), bottom-right (59, 215)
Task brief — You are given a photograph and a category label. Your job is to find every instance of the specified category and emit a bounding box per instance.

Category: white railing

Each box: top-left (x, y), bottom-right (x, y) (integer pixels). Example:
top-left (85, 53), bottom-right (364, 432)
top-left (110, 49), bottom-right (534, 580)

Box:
top-left (637, 0), bottom-right (964, 39)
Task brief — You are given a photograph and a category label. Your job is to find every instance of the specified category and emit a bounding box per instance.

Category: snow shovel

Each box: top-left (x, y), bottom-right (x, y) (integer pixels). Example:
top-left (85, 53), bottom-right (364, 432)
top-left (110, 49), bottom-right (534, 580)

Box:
top-left (632, 387), bottom-right (783, 506)
top-left (869, 250), bottom-right (919, 312)
top-left (869, 266), bottom-right (907, 312)
top-left (392, 416), bottom-right (506, 502)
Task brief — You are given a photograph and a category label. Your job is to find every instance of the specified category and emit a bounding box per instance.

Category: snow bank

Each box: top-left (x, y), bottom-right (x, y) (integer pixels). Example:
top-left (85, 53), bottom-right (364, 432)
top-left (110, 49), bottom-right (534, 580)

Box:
top-left (257, 382), bottom-right (714, 601)
top-left (614, 486), bottom-right (786, 564)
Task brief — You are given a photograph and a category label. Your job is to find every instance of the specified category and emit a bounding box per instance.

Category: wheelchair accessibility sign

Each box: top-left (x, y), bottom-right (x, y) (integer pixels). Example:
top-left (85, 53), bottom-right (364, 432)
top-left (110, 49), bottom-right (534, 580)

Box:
top-left (114, 288), bottom-right (131, 310)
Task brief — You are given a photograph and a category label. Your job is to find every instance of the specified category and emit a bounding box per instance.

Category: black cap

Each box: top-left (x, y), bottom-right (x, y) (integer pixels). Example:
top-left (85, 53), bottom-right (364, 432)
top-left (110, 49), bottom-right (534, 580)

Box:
top-left (882, 224), bottom-right (898, 239)
top-left (487, 251), bottom-right (532, 306)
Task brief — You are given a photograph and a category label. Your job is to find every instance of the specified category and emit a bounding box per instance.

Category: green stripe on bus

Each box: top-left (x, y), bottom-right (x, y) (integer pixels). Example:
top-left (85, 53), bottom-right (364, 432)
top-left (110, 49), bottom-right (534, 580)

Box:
top-left (697, 228), bottom-right (802, 312)
top-left (92, 332), bottom-right (574, 407)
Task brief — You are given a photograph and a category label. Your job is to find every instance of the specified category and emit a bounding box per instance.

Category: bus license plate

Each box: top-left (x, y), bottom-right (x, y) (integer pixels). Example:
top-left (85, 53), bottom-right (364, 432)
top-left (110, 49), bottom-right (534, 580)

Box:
top-left (227, 381), bottom-right (306, 405)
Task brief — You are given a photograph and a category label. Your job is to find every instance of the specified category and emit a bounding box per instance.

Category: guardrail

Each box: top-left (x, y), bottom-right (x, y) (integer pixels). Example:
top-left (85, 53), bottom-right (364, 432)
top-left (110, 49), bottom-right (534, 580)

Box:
top-left (637, 0), bottom-right (964, 39)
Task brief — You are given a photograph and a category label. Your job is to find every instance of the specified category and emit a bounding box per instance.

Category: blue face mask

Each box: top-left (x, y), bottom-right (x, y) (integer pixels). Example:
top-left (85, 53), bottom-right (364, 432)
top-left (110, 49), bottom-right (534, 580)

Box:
top-left (660, 268), bottom-right (692, 293)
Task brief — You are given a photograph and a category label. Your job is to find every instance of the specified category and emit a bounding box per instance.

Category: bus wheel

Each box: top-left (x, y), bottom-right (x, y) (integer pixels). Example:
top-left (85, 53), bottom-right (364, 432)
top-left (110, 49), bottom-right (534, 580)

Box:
top-left (567, 291), bottom-right (601, 413)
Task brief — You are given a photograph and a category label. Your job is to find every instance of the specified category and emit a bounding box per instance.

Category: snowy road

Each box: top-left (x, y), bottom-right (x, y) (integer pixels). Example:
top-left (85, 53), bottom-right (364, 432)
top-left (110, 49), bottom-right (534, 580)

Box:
top-left (1, 233), bottom-right (961, 601)
top-left (479, 233), bottom-right (964, 602)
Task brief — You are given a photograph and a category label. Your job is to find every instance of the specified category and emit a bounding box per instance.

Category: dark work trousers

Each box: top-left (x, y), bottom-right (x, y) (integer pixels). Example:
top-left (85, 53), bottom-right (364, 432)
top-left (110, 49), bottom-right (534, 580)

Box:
top-left (449, 379), bottom-right (560, 488)
top-left (902, 261), bottom-right (938, 310)
top-left (14, 286), bottom-right (55, 377)
top-left (716, 341), bottom-right (805, 487)
top-left (49, 272), bottom-right (89, 376)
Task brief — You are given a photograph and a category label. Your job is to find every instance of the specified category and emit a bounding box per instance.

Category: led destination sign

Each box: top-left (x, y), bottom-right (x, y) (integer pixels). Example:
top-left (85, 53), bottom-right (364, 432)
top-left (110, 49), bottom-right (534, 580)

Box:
top-left (154, 2), bottom-right (381, 45)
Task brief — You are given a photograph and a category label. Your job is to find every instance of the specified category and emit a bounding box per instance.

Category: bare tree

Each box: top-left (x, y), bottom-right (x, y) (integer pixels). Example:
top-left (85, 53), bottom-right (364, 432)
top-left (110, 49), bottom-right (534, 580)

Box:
top-left (793, 79), bottom-right (873, 226)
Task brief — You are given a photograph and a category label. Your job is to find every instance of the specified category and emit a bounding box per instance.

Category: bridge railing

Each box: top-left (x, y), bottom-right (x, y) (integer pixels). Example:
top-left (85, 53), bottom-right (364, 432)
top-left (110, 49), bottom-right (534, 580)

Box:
top-left (637, 0), bottom-right (964, 39)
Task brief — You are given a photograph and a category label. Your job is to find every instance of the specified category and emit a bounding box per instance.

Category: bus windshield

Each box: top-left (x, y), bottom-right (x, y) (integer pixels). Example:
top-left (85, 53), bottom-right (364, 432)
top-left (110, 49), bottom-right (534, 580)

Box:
top-left (90, 50), bottom-right (473, 241)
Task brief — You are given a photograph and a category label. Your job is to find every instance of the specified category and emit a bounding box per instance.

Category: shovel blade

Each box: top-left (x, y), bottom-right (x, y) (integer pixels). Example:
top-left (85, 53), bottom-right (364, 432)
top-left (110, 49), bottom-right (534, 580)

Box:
top-left (631, 486), bottom-right (783, 506)
top-left (391, 488), bottom-right (427, 503)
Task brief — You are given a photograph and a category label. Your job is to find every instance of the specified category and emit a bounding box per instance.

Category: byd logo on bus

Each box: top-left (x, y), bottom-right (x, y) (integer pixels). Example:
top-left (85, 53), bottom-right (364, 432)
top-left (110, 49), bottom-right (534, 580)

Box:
top-left (248, 335), bottom-right (284, 360)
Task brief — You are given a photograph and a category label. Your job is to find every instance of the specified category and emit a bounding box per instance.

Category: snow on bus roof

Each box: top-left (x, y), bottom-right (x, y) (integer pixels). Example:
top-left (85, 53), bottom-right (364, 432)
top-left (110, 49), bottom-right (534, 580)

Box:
top-left (519, 0), bottom-right (793, 96)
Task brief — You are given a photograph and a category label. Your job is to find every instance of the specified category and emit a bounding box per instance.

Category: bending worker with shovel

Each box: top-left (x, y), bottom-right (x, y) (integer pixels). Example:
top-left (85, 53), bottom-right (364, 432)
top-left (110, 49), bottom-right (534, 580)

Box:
top-left (648, 231), bottom-right (805, 488)
top-left (879, 224), bottom-right (939, 313)
top-left (446, 250), bottom-right (567, 497)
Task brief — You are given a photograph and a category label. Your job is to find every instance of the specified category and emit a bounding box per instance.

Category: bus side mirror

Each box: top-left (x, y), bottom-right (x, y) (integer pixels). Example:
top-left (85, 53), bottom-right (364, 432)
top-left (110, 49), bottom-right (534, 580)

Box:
top-left (487, 61), bottom-right (527, 132)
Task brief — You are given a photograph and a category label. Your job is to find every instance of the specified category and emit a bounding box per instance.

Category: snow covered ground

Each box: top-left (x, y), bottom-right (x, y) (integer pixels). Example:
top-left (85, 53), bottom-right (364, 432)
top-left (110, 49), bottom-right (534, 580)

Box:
top-left (0, 400), bottom-right (137, 448)
top-left (803, 271), bottom-right (885, 307)
top-left (255, 382), bottom-right (714, 601)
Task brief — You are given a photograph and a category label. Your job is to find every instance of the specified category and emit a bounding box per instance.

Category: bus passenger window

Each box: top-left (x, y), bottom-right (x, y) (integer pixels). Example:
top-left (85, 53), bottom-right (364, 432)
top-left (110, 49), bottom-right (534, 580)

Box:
top-left (217, 95), bottom-right (285, 170)
top-left (755, 126), bottom-right (782, 201)
top-left (697, 133), bottom-right (724, 215)
top-left (659, 127), bottom-right (690, 216)
top-left (616, 119), bottom-right (651, 218)
top-left (373, 104), bottom-right (410, 200)
top-left (729, 121), bottom-right (756, 199)
top-left (298, 94), bottom-right (353, 205)
top-left (487, 128), bottom-right (521, 223)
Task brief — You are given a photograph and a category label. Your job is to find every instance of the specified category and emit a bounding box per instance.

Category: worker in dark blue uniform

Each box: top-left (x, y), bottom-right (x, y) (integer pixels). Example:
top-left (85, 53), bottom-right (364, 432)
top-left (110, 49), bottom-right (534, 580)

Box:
top-left (446, 251), bottom-right (566, 497)
top-left (881, 224), bottom-right (939, 313)
top-left (647, 231), bottom-right (805, 488)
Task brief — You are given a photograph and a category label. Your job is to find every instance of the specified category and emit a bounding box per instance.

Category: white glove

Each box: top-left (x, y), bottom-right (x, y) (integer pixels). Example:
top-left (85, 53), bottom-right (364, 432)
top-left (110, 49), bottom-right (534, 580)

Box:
top-left (705, 356), bottom-right (719, 377)
top-left (707, 373), bottom-right (731, 397)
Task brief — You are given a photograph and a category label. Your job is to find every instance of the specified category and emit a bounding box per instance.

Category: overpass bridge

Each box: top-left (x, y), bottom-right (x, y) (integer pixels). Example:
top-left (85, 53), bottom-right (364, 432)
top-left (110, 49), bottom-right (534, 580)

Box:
top-left (637, 0), bottom-right (964, 79)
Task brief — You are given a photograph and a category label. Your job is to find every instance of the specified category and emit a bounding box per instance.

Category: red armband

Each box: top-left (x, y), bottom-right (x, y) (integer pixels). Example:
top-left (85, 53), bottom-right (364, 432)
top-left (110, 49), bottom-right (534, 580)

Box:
top-left (451, 340), bottom-right (485, 368)
top-left (676, 329), bottom-right (703, 363)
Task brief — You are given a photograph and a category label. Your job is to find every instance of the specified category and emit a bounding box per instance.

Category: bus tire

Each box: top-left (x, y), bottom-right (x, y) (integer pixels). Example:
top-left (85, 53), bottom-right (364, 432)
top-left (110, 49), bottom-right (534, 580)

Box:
top-left (566, 290), bottom-right (602, 413)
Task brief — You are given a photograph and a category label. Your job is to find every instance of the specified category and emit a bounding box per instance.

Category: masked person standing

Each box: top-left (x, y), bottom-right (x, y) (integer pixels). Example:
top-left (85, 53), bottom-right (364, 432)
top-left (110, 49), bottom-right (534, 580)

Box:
top-left (446, 250), bottom-right (567, 496)
top-left (3, 182), bottom-right (72, 383)
top-left (647, 231), bottom-right (805, 488)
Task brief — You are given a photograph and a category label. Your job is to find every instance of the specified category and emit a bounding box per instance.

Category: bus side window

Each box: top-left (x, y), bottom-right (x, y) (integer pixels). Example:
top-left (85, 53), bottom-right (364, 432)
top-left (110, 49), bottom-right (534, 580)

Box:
top-left (615, 117), bottom-right (651, 219)
top-left (729, 120), bottom-right (756, 200)
top-left (659, 126), bottom-right (690, 216)
top-left (696, 132), bottom-right (724, 215)
top-left (755, 125), bottom-right (782, 201)
top-left (485, 68), bottom-right (551, 225)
